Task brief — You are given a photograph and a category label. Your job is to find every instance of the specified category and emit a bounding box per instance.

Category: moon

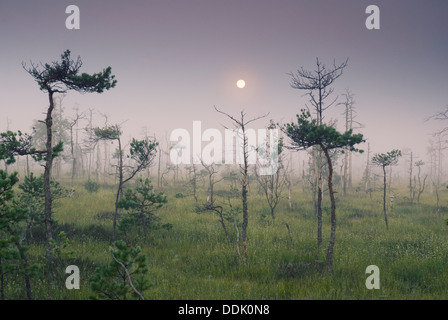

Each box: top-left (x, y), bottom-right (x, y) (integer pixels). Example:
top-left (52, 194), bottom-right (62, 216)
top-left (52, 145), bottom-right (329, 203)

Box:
top-left (236, 79), bottom-right (246, 89)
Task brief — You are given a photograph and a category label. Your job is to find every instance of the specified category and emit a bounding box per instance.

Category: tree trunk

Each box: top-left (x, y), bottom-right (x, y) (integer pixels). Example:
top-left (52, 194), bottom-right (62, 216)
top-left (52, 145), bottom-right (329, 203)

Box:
top-left (382, 166), bottom-right (388, 229)
top-left (348, 148), bottom-right (353, 188)
top-left (343, 147), bottom-right (348, 196)
top-left (317, 184), bottom-right (322, 249)
top-left (44, 91), bottom-right (55, 260)
top-left (157, 145), bottom-right (162, 188)
top-left (96, 143), bottom-right (101, 182)
top-left (317, 156), bottom-right (323, 250)
top-left (364, 143), bottom-right (370, 193)
top-left (409, 152), bottom-right (414, 204)
top-left (241, 125), bottom-right (249, 262)
top-left (15, 241), bottom-right (32, 300)
top-left (288, 180), bottom-right (292, 210)
top-left (208, 172), bottom-right (214, 205)
top-left (322, 146), bottom-right (336, 270)
top-left (141, 210), bottom-right (147, 239)
top-left (70, 125), bottom-right (75, 186)
top-left (113, 137), bottom-right (123, 241)
top-left (192, 164), bottom-right (198, 202)
top-left (313, 147), bottom-right (323, 250)
top-left (103, 140), bottom-right (108, 186)
top-left (217, 207), bottom-right (230, 243)
top-left (343, 102), bottom-right (349, 196)
top-left (0, 258), bottom-right (4, 300)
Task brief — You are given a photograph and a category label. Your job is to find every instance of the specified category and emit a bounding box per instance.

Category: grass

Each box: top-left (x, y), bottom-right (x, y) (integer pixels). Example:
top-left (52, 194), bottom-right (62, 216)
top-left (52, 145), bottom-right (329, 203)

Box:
top-left (3, 176), bottom-right (448, 300)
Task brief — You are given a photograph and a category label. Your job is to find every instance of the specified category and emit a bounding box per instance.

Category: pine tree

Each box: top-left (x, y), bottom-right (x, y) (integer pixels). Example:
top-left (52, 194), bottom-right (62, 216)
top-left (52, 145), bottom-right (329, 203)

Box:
top-left (0, 170), bottom-right (36, 300)
top-left (89, 240), bottom-right (150, 300)
top-left (16, 50), bottom-right (117, 260)
top-left (372, 149), bottom-right (402, 229)
top-left (118, 178), bottom-right (167, 238)
top-left (282, 109), bottom-right (364, 269)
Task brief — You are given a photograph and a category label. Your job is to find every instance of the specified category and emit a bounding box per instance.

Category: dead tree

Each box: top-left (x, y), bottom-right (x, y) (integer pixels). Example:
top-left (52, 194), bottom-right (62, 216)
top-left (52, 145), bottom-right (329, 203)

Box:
top-left (339, 89), bottom-right (363, 195)
top-left (68, 107), bottom-right (85, 186)
top-left (425, 108), bottom-right (448, 213)
top-left (200, 159), bottom-right (222, 207)
top-left (408, 151), bottom-right (414, 204)
top-left (361, 143), bottom-right (372, 195)
top-left (415, 160), bottom-right (427, 205)
top-left (255, 136), bottom-right (286, 221)
top-left (186, 164), bottom-right (199, 202)
top-left (214, 106), bottom-right (269, 262)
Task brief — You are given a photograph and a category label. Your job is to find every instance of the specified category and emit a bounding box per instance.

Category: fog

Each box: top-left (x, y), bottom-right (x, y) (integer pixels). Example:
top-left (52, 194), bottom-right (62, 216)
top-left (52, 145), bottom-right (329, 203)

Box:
top-left (1, 0), bottom-right (447, 183)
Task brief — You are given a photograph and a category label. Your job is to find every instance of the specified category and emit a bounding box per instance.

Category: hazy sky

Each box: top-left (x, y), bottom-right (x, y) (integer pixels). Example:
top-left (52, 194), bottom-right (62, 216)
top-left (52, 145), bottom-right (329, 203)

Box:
top-left (1, 0), bottom-right (447, 174)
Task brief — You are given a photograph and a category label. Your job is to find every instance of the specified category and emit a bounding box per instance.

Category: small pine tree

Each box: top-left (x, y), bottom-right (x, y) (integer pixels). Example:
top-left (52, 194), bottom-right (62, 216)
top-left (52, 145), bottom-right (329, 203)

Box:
top-left (18, 172), bottom-right (70, 240)
top-left (118, 178), bottom-right (167, 238)
top-left (84, 180), bottom-right (100, 193)
top-left (372, 149), bottom-right (402, 229)
top-left (89, 240), bottom-right (150, 300)
top-left (282, 109), bottom-right (364, 270)
top-left (0, 170), bottom-right (36, 300)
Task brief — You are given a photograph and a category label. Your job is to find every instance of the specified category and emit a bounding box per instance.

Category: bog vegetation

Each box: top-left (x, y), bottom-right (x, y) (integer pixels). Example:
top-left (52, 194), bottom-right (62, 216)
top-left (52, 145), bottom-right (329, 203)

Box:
top-left (1, 51), bottom-right (448, 300)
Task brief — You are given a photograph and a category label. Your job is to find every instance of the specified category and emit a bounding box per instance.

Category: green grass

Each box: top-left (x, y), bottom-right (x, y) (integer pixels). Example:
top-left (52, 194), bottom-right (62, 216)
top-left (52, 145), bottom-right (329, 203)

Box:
top-left (4, 177), bottom-right (448, 300)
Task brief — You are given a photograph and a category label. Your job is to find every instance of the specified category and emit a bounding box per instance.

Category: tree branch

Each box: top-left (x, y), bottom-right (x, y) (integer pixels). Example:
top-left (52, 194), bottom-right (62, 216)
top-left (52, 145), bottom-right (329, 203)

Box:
top-left (110, 252), bottom-right (144, 300)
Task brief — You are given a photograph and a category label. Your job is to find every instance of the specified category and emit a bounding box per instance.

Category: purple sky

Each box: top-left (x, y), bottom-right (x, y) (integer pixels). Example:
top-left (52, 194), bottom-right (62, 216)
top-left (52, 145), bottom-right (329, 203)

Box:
top-left (1, 0), bottom-right (447, 175)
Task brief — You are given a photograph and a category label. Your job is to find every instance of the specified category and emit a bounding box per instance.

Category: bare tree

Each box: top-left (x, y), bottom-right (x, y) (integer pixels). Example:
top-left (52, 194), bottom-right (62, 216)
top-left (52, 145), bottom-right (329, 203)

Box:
top-left (289, 58), bottom-right (349, 124)
top-left (185, 164), bottom-right (200, 202)
top-left (426, 105), bottom-right (448, 142)
top-left (200, 159), bottom-right (223, 207)
top-left (84, 108), bottom-right (96, 181)
top-left (427, 138), bottom-right (444, 214)
top-left (339, 89), bottom-right (363, 195)
top-left (361, 143), bottom-right (372, 196)
top-left (255, 135), bottom-right (286, 221)
top-left (214, 106), bottom-right (269, 262)
top-left (68, 107), bottom-right (85, 186)
top-left (415, 160), bottom-right (427, 205)
top-left (408, 151), bottom-right (414, 204)
top-left (425, 107), bottom-right (448, 214)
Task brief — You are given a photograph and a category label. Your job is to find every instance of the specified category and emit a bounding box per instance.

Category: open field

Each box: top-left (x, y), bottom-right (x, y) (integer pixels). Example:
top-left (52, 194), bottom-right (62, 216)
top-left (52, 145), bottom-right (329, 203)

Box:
top-left (4, 177), bottom-right (448, 300)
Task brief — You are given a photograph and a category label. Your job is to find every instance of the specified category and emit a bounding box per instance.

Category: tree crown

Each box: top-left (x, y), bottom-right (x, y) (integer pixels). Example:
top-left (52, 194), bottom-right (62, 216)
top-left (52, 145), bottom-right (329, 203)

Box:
top-left (23, 50), bottom-right (117, 94)
top-left (93, 125), bottom-right (122, 141)
top-left (0, 130), bottom-right (63, 164)
top-left (371, 149), bottom-right (402, 167)
top-left (282, 109), bottom-right (364, 152)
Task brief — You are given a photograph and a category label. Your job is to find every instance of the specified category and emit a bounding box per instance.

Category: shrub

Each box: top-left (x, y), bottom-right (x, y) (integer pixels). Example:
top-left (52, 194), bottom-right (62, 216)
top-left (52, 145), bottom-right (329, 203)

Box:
top-left (84, 180), bottom-right (100, 193)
